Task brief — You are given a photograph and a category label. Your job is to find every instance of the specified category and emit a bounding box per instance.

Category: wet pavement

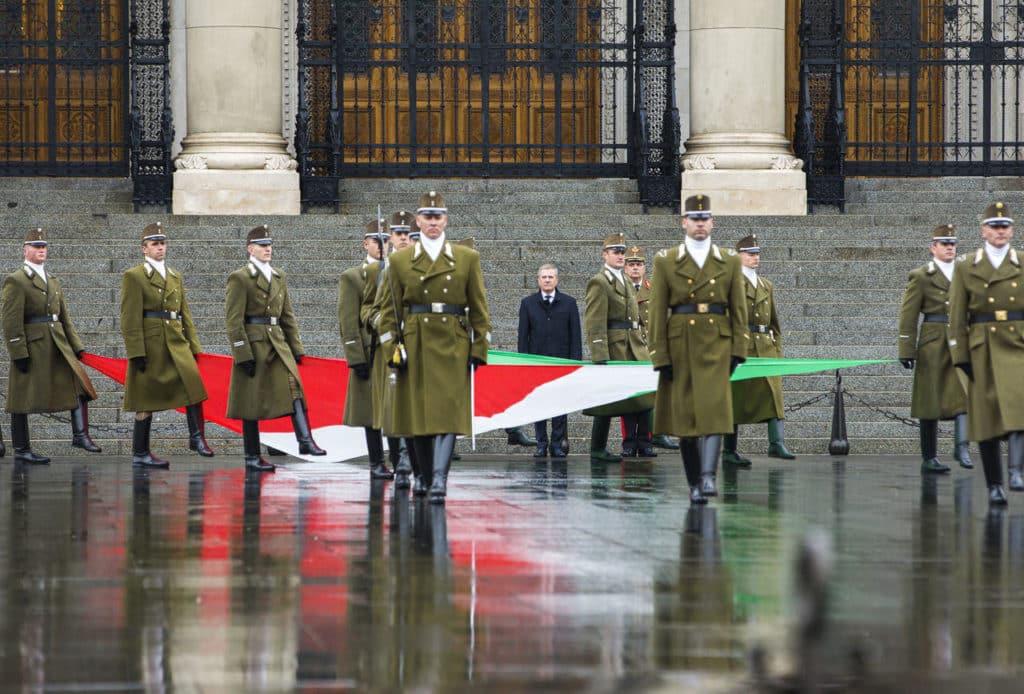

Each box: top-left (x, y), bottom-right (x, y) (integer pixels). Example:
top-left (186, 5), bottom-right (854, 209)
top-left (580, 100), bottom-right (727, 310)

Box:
top-left (2, 454), bottom-right (1024, 692)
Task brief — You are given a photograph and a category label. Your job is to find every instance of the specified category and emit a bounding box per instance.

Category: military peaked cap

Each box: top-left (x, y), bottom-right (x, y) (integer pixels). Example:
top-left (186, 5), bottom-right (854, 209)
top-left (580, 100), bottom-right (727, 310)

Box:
top-left (416, 190), bottom-right (447, 215)
top-left (141, 222), bottom-right (166, 243)
top-left (736, 234), bottom-right (760, 253)
top-left (625, 245), bottom-right (645, 262)
top-left (390, 210), bottom-right (416, 233)
top-left (364, 217), bottom-right (389, 238)
top-left (931, 224), bottom-right (957, 243)
top-left (247, 224), bottom-right (272, 245)
top-left (684, 194), bottom-right (712, 218)
top-left (23, 227), bottom-right (47, 246)
top-left (983, 202), bottom-right (1013, 226)
top-left (603, 233), bottom-right (626, 250)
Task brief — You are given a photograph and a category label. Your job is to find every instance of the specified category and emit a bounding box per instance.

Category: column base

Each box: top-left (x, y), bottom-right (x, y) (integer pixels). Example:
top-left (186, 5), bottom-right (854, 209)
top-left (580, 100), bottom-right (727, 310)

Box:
top-left (172, 169), bottom-right (300, 216)
top-left (681, 170), bottom-right (806, 216)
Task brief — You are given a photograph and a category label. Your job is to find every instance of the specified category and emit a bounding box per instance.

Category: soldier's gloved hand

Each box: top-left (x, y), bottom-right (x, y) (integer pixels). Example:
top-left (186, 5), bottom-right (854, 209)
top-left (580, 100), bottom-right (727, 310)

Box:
top-left (469, 356), bottom-right (486, 372)
top-left (593, 360), bottom-right (607, 366)
top-left (240, 359), bottom-right (257, 378)
top-left (294, 355), bottom-right (304, 365)
top-left (729, 356), bottom-right (745, 376)
top-left (351, 362), bottom-right (370, 380)
top-left (955, 362), bottom-right (974, 382)
top-left (13, 357), bottom-right (29, 374)
top-left (130, 356), bottom-right (147, 373)
top-left (655, 364), bottom-right (673, 381)
top-left (75, 350), bottom-right (85, 360)
top-left (899, 358), bottom-right (915, 370)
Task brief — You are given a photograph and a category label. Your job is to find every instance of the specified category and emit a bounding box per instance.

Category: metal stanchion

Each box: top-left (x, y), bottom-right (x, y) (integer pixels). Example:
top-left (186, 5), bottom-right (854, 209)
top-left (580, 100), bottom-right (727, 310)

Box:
top-left (828, 370), bottom-right (849, 456)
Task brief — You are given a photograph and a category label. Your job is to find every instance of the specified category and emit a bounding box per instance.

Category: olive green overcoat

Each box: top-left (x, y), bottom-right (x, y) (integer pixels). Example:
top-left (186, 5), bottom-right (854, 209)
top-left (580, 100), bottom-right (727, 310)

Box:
top-left (339, 260), bottom-right (375, 428)
top-left (636, 278), bottom-right (651, 341)
top-left (375, 240), bottom-right (491, 436)
top-left (120, 262), bottom-right (207, 412)
top-left (948, 247), bottom-right (1024, 441)
top-left (361, 262), bottom-right (393, 431)
top-left (2, 266), bottom-right (89, 413)
top-left (732, 274), bottom-right (785, 424)
top-left (225, 262), bottom-right (306, 421)
top-left (648, 243), bottom-right (749, 437)
top-left (898, 260), bottom-right (967, 420)
top-left (583, 267), bottom-right (654, 415)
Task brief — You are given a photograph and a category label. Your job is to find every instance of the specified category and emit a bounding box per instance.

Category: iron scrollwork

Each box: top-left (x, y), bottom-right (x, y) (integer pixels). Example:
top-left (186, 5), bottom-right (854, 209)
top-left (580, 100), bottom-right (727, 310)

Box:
top-left (129, 0), bottom-right (173, 210)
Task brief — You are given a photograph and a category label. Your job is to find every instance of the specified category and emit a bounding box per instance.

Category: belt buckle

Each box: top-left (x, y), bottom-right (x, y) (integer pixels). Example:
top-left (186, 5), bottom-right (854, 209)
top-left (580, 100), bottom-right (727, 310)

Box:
top-left (270, 317), bottom-right (279, 326)
top-left (995, 310), bottom-right (1008, 321)
top-left (632, 321), bottom-right (639, 330)
top-left (430, 302), bottom-right (444, 314)
top-left (169, 311), bottom-right (179, 320)
top-left (50, 314), bottom-right (58, 322)
top-left (696, 303), bottom-right (709, 314)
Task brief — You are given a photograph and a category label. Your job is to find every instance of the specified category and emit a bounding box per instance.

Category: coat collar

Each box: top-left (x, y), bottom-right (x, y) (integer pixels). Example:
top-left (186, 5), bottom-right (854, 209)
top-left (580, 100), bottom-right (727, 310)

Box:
top-left (675, 242), bottom-right (723, 262)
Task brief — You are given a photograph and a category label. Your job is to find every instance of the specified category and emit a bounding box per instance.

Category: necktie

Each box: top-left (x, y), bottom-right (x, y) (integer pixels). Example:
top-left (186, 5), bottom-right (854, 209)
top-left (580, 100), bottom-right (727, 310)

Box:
top-left (635, 284), bottom-right (640, 291)
top-left (544, 296), bottom-right (552, 305)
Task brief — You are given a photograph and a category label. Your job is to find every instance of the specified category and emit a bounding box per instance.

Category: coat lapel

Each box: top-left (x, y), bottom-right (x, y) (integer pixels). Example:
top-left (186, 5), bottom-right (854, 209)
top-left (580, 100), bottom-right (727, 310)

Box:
top-left (990, 248), bottom-right (1022, 284)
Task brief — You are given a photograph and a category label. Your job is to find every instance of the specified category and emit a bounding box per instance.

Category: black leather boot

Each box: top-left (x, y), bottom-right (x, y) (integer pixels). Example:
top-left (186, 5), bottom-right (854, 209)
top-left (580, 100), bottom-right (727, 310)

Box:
top-left (635, 412), bottom-right (657, 457)
top-left (681, 438), bottom-right (706, 505)
top-left (1008, 431), bottom-right (1024, 491)
top-left (700, 434), bottom-right (722, 497)
top-left (11, 413), bottom-right (48, 464)
top-left (429, 434), bottom-right (456, 504)
top-left (506, 427), bottom-right (537, 447)
top-left (919, 419), bottom-right (949, 473)
top-left (366, 428), bottom-right (394, 479)
top-left (589, 417), bottom-right (622, 462)
top-left (953, 413), bottom-right (974, 469)
top-left (721, 426), bottom-right (752, 467)
top-left (412, 436), bottom-right (434, 496)
top-left (243, 420), bottom-right (275, 472)
top-left (767, 418), bottom-right (796, 459)
top-left (650, 410), bottom-right (679, 450)
top-left (131, 416), bottom-right (168, 469)
top-left (391, 437), bottom-right (412, 488)
top-left (185, 403), bottom-right (215, 457)
top-left (620, 414), bottom-right (638, 457)
top-left (291, 399), bottom-right (326, 455)
top-left (980, 438), bottom-right (1007, 506)
top-left (70, 396), bottom-right (101, 452)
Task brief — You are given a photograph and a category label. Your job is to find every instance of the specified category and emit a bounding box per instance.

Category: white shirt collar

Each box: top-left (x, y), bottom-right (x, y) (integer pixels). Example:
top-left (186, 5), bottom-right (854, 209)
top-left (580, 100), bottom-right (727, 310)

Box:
top-left (685, 236), bottom-right (711, 268)
top-left (604, 264), bottom-right (624, 283)
top-left (249, 254), bottom-right (273, 282)
top-left (985, 241), bottom-right (1009, 269)
top-left (365, 254), bottom-right (379, 265)
top-left (742, 266), bottom-right (758, 286)
top-left (145, 257), bottom-right (167, 279)
top-left (420, 232), bottom-right (446, 261)
top-left (934, 257), bottom-right (955, 282)
top-left (24, 260), bottom-right (46, 283)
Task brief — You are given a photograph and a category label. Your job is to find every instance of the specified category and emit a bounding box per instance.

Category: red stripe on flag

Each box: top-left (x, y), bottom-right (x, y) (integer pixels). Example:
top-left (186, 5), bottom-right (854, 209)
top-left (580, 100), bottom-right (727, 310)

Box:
top-left (473, 364), bottom-right (580, 418)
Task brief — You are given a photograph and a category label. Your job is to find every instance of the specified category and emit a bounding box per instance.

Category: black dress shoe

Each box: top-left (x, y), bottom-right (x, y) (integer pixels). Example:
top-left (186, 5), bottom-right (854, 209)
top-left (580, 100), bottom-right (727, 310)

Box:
top-left (620, 445), bottom-right (637, 458)
top-left (15, 449), bottom-right (50, 465)
top-left (533, 444), bottom-right (548, 458)
top-left (507, 429), bottom-right (538, 447)
top-left (637, 445), bottom-right (657, 458)
top-left (689, 487), bottom-right (707, 505)
top-left (549, 447), bottom-right (568, 458)
top-left (370, 462), bottom-right (395, 480)
top-left (990, 484), bottom-right (1009, 506)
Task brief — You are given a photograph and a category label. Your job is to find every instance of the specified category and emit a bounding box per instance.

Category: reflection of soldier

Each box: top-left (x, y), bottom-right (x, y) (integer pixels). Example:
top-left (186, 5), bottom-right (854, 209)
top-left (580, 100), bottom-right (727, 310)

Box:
top-left (3, 228), bottom-right (99, 463)
top-left (722, 234), bottom-right (795, 466)
top-left (899, 224), bottom-right (971, 474)
top-left (340, 218), bottom-right (393, 479)
top-left (949, 202), bottom-right (1024, 505)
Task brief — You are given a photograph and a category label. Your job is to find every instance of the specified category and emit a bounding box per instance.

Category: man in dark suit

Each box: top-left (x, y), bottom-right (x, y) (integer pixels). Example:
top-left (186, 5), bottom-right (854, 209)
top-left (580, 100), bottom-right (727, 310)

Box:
top-left (518, 263), bottom-right (582, 458)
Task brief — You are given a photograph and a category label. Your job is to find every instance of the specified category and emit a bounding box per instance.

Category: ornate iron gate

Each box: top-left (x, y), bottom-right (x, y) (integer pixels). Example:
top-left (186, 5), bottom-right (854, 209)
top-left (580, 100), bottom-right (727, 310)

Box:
top-left (128, 0), bottom-right (172, 209)
top-left (797, 0), bottom-right (1024, 201)
top-left (296, 0), bottom-right (679, 209)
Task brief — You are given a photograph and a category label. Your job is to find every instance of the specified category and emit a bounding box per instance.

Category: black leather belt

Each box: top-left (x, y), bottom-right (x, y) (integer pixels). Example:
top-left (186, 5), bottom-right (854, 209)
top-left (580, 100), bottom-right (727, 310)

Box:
top-left (25, 314), bottom-right (58, 324)
top-left (246, 316), bottom-right (279, 325)
top-left (407, 303), bottom-right (465, 316)
top-left (143, 310), bottom-right (181, 320)
top-left (607, 320), bottom-right (640, 330)
top-left (749, 324), bottom-right (771, 334)
top-left (671, 303), bottom-right (726, 316)
top-left (970, 310), bottom-right (1024, 324)
top-left (922, 313), bottom-right (948, 323)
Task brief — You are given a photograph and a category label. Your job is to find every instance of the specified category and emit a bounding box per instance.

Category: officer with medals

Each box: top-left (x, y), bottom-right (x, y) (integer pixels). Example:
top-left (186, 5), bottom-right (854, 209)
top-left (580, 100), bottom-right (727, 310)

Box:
top-left (584, 233), bottom-right (655, 460)
top-left (949, 202), bottom-right (1024, 505)
top-left (648, 195), bottom-right (748, 504)
top-left (624, 244), bottom-right (678, 452)
top-left (721, 234), bottom-right (796, 466)
top-left (2, 228), bottom-right (100, 462)
top-left (226, 225), bottom-right (326, 471)
top-left (375, 192), bottom-right (491, 504)
top-left (120, 222), bottom-right (211, 468)
top-left (340, 218), bottom-right (394, 479)
top-left (363, 211), bottom-right (417, 487)
top-left (898, 224), bottom-right (971, 474)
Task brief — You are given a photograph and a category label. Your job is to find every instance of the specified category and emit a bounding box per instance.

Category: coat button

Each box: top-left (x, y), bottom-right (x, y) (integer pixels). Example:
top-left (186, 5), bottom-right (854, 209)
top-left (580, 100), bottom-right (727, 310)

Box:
top-left (688, 279), bottom-right (693, 285)
top-left (991, 326), bottom-right (997, 332)
top-left (989, 297), bottom-right (995, 303)
top-left (689, 319), bottom-right (695, 325)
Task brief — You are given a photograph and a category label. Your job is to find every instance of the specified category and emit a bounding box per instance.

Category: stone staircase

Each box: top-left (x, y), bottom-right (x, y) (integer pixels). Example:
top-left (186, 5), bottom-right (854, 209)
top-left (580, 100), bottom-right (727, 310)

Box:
top-left (0, 175), bottom-right (1018, 459)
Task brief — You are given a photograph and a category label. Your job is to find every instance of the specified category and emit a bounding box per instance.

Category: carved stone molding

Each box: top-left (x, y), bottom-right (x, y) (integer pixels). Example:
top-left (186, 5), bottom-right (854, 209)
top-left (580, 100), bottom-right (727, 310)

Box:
top-left (265, 154), bottom-right (298, 170)
top-left (683, 154), bottom-right (717, 171)
top-left (770, 155), bottom-right (804, 170)
top-left (174, 154), bottom-right (208, 170)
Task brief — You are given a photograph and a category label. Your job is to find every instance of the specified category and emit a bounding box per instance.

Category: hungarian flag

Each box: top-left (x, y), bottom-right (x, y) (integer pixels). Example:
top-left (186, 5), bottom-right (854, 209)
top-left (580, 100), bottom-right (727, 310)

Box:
top-left (80, 351), bottom-right (889, 462)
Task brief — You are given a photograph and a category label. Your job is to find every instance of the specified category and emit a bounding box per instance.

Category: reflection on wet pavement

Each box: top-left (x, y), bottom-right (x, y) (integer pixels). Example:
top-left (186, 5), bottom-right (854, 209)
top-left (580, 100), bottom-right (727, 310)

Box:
top-left (2, 455), bottom-right (1024, 691)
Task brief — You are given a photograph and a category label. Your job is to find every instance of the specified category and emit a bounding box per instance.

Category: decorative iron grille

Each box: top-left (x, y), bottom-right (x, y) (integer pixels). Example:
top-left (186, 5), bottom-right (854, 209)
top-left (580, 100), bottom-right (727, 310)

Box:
top-left (129, 0), bottom-right (172, 209)
top-left (296, 0), bottom-right (678, 210)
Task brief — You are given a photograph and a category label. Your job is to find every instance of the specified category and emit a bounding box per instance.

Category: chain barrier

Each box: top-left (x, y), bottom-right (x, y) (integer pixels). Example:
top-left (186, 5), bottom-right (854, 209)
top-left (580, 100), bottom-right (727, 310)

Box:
top-left (783, 390), bottom-right (833, 414)
top-left (843, 389), bottom-right (919, 428)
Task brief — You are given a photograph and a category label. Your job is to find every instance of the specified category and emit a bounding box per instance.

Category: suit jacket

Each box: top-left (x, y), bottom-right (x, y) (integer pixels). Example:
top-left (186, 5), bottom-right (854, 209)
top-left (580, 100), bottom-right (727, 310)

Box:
top-left (517, 290), bottom-right (582, 360)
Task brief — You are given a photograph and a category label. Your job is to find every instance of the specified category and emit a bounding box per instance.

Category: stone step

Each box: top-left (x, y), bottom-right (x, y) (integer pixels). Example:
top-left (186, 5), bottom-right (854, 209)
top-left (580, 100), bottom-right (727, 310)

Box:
top-left (847, 176), bottom-right (1024, 192)
top-left (339, 190), bottom-right (641, 205)
top-left (846, 190), bottom-right (1024, 204)
top-left (339, 177), bottom-right (640, 193)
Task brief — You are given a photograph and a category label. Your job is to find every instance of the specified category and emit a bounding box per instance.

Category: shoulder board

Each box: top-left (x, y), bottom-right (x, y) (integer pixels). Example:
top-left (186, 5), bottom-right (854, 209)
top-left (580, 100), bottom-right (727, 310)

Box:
top-left (656, 249), bottom-right (668, 258)
top-left (955, 254), bottom-right (967, 262)
top-left (726, 248), bottom-right (736, 257)
top-left (247, 262), bottom-right (258, 277)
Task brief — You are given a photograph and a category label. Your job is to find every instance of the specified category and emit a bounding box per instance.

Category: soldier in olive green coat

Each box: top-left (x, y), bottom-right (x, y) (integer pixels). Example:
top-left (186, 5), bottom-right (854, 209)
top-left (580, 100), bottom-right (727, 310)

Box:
top-left (722, 235), bottom-right (795, 467)
top-left (340, 217), bottom-right (393, 479)
top-left (1, 228), bottom-right (99, 463)
top-left (949, 202), bottom-right (1024, 506)
top-left (121, 224), bottom-right (212, 468)
top-left (226, 225), bottom-right (326, 472)
top-left (584, 234), bottom-right (654, 461)
top-left (376, 191), bottom-right (491, 504)
top-left (649, 195), bottom-right (748, 505)
top-left (898, 224), bottom-right (971, 475)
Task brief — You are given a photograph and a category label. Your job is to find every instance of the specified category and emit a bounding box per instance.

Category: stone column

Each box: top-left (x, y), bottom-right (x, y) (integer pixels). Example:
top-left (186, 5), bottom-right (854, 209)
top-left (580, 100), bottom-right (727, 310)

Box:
top-left (172, 0), bottom-right (300, 215)
top-left (680, 0), bottom-right (806, 215)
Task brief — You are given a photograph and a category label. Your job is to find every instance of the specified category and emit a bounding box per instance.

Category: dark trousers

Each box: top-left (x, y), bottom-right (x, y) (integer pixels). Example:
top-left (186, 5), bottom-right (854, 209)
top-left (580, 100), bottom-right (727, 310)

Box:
top-left (535, 416), bottom-right (568, 451)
